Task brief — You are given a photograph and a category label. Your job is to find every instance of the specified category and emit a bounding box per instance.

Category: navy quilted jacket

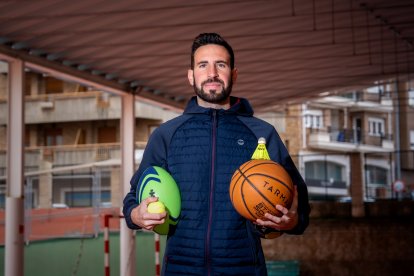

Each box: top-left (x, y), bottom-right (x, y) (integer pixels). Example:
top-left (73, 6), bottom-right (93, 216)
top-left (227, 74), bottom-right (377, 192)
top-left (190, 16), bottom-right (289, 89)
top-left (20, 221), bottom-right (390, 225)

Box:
top-left (123, 96), bottom-right (310, 276)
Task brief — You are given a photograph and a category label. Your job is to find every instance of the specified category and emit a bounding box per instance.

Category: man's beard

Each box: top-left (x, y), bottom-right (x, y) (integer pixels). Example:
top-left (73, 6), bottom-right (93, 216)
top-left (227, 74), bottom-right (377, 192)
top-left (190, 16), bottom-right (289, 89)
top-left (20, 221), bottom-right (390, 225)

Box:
top-left (193, 76), bottom-right (233, 104)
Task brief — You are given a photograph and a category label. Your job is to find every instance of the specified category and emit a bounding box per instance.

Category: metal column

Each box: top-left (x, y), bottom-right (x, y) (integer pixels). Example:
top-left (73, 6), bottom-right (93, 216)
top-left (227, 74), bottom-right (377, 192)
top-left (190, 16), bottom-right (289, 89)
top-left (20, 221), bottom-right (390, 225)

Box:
top-left (120, 93), bottom-right (136, 276)
top-left (5, 59), bottom-right (25, 276)
top-left (394, 80), bottom-right (401, 181)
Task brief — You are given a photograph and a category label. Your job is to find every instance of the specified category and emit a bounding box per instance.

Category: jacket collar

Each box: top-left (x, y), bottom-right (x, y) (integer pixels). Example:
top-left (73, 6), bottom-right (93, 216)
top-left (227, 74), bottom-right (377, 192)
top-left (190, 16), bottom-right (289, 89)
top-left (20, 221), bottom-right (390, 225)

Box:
top-left (183, 96), bottom-right (254, 117)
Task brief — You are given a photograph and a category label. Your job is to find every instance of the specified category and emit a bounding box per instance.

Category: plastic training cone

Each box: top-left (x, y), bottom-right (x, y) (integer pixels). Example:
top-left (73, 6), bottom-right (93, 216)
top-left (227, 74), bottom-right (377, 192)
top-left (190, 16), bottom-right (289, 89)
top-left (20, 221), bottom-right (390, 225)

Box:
top-left (251, 137), bottom-right (270, 160)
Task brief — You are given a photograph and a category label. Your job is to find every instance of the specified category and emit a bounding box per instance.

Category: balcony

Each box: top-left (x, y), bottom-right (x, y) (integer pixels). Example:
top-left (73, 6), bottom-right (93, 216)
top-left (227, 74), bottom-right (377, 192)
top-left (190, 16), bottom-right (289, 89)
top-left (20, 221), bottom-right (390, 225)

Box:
top-left (308, 128), bottom-right (394, 152)
top-left (0, 91), bottom-right (180, 125)
top-left (312, 95), bottom-right (393, 113)
top-left (0, 142), bottom-right (147, 176)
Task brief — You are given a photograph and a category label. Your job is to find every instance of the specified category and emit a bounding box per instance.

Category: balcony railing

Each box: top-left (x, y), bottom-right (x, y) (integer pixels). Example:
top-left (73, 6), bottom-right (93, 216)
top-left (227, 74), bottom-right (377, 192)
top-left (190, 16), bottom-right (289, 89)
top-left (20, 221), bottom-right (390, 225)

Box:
top-left (308, 127), bottom-right (394, 151)
top-left (0, 142), bottom-right (147, 171)
top-left (0, 90), bottom-right (179, 125)
top-left (328, 128), bottom-right (392, 145)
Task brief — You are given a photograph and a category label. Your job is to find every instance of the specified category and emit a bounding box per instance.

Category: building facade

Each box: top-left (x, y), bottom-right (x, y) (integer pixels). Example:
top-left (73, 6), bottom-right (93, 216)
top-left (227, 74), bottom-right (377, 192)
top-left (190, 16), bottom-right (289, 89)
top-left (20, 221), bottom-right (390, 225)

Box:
top-left (1, 62), bottom-right (413, 209)
top-left (271, 80), bottom-right (414, 201)
top-left (0, 64), bottom-right (180, 209)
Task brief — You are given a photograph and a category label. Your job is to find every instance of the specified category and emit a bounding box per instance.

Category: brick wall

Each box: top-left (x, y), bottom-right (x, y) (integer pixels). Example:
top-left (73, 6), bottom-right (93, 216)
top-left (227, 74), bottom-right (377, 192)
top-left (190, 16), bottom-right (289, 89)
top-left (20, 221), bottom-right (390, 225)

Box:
top-left (261, 201), bottom-right (414, 275)
top-left (284, 105), bottom-right (302, 165)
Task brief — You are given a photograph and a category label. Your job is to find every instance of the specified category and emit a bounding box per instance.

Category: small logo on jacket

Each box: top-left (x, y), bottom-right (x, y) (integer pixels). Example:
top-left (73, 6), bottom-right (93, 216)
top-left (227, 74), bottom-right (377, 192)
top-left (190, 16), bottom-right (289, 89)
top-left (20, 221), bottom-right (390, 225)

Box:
top-left (237, 139), bottom-right (245, 146)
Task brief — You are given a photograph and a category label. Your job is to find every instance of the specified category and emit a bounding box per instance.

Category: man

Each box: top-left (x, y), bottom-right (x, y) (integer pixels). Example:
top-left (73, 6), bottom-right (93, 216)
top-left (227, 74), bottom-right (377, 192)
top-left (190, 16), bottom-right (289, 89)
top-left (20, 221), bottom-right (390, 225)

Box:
top-left (123, 33), bottom-right (310, 276)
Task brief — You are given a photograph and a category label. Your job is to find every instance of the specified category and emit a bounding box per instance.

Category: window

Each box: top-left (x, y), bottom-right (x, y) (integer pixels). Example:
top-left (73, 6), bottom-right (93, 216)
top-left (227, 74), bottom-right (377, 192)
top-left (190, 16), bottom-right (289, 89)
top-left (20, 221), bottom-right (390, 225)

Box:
top-left (340, 91), bottom-right (362, 101)
top-left (368, 118), bottom-right (385, 136)
top-left (366, 85), bottom-right (381, 94)
top-left (305, 161), bottom-right (344, 181)
top-left (410, 130), bottom-right (414, 150)
top-left (409, 90), bottom-right (414, 107)
top-left (65, 191), bottom-right (110, 207)
top-left (304, 110), bottom-right (323, 129)
top-left (44, 128), bottom-right (63, 146)
top-left (0, 193), bottom-right (4, 208)
top-left (366, 82), bottom-right (390, 96)
top-left (366, 165), bottom-right (388, 186)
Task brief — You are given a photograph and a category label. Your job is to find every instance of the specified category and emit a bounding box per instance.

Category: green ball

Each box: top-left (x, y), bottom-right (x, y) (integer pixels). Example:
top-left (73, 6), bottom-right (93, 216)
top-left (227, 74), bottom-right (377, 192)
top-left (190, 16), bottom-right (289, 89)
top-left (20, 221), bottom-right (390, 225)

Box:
top-left (137, 166), bottom-right (181, 234)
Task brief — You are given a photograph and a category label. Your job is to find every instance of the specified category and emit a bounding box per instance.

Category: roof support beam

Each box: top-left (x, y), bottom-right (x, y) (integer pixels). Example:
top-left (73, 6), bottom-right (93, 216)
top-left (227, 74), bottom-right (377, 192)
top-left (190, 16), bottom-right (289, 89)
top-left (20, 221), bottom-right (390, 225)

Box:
top-left (0, 45), bottom-right (185, 110)
top-left (0, 44), bottom-right (128, 95)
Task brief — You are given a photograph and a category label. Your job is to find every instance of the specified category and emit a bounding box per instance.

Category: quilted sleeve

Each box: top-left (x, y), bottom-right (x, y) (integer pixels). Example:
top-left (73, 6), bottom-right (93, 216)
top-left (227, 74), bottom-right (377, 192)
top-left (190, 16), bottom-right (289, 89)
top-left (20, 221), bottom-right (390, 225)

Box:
top-left (122, 126), bottom-right (169, 229)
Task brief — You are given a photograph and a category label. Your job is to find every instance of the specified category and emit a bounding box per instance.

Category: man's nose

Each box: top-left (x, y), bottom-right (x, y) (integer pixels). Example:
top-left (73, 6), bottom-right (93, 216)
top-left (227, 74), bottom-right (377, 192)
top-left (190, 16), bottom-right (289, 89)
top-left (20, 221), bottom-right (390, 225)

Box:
top-left (207, 65), bottom-right (218, 78)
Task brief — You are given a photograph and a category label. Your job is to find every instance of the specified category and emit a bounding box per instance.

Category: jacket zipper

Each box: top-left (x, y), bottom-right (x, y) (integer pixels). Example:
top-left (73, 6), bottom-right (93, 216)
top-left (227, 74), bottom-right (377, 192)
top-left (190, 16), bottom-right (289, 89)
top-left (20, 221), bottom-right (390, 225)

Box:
top-left (206, 110), bottom-right (217, 275)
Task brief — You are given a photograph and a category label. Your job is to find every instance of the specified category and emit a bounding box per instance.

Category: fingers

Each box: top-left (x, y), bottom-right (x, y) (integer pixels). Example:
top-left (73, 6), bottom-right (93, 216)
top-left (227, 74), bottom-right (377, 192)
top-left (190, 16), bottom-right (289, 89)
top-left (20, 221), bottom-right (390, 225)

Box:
top-left (142, 196), bottom-right (160, 206)
top-left (276, 204), bottom-right (289, 216)
top-left (131, 197), bottom-right (167, 231)
top-left (256, 214), bottom-right (293, 231)
top-left (255, 186), bottom-right (299, 231)
top-left (259, 210), bottom-right (290, 225)
top-left (141, 216), bottom-right (167, 231)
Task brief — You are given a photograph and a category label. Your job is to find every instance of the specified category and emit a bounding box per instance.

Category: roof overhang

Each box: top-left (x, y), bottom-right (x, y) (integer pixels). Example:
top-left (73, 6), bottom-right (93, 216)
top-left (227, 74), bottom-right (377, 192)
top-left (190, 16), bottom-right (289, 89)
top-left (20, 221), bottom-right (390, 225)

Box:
top-left (0, 0), bottom-right (413, 111)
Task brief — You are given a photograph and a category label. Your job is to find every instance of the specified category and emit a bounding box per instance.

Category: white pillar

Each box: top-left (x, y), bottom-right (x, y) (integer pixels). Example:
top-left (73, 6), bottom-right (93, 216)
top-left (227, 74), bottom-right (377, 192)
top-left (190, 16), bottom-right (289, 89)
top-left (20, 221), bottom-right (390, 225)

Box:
top-left (5, 59), bottom-right (25, 276)
top-left (120, 93), bottom-right (136, 276)
top-left (301, 104), bottom-right (307, 149)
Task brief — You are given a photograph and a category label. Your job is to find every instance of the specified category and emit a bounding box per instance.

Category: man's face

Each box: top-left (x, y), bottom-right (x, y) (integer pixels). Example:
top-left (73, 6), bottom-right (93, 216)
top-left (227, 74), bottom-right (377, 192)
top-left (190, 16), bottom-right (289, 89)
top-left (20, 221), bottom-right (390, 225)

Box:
top-left (188, 44), bottom-right (237, 105)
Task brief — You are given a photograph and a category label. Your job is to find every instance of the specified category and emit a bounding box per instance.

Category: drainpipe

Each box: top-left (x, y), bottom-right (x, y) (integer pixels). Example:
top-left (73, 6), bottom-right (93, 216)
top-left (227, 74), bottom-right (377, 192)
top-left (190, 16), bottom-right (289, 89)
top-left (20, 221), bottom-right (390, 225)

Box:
top-left (394, 80), bottom-right (401, 181)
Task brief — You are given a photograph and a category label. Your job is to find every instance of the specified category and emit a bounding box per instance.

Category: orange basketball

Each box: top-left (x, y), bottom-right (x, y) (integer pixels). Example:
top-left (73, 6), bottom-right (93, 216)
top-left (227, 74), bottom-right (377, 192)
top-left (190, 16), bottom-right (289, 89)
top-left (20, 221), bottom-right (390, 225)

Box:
top-left (229, 159), bottom-right (294, 221)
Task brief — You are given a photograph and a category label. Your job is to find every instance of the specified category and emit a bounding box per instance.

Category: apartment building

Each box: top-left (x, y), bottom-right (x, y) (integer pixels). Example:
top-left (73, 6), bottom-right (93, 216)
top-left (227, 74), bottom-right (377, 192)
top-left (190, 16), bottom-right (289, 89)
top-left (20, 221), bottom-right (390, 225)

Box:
top-left (0, 63), bottom-right (180, 208)
top-left (277, 81), bottom-right (413, 201)
top-left (398, 80), bottom-right (414, 195)
top-left (1, 59), bottom-right (413, 208)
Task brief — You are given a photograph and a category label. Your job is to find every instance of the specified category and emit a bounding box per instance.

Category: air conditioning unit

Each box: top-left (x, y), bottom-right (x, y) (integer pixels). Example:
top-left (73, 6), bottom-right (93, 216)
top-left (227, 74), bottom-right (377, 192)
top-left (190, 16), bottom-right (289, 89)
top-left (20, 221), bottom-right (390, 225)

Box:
top-left (40, 101), bottom-right (54, 109)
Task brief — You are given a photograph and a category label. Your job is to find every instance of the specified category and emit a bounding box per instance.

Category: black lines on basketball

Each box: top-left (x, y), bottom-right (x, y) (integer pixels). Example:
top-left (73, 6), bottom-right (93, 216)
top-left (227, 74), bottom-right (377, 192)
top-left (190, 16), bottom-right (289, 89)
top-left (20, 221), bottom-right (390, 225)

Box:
top-left (229, 160), bottom-right (294, 221)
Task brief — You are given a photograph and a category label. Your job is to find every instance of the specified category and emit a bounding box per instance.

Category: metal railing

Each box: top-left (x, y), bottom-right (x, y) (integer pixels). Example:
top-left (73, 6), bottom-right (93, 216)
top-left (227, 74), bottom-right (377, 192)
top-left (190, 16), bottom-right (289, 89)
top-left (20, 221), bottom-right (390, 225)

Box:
top-left (0, 141), bottom-right (147, 170)
top-left (309, 127), bottom-right (393, 147)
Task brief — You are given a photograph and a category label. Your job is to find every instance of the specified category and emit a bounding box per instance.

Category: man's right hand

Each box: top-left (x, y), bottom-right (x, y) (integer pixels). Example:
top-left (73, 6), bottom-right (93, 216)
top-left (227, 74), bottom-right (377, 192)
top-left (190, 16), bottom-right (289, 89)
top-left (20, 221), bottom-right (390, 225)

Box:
top-left (131, 197), bottom-right (167, 231)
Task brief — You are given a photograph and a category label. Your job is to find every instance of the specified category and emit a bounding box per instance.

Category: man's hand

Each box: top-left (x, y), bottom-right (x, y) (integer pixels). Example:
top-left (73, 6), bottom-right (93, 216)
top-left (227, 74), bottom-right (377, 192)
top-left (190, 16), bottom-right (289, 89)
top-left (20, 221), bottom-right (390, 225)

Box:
top-left (256, 186), bottom-right (299, 231)
top-left (131, 197), bottom-right (167, 231)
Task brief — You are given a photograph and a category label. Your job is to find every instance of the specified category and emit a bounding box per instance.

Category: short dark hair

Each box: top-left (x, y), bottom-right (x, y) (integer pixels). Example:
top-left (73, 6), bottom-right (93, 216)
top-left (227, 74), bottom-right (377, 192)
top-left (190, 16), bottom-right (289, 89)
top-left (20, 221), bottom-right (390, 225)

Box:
top-left (190, 33), bottom-right (234, 69)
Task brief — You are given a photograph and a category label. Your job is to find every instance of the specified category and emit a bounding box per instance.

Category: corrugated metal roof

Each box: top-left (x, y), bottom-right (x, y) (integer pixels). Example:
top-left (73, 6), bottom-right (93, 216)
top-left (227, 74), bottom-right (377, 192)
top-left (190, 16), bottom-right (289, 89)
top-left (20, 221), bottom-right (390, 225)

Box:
top-left (0, 0), bottom-right (413, 110)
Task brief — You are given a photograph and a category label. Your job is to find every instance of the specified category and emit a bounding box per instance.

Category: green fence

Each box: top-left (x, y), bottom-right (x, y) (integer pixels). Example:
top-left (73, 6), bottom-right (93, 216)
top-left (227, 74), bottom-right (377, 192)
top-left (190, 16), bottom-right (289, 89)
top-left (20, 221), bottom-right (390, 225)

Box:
top-left (0, 231), bottom-right (166, 276)
top-left (266, 260), bottom-right (300, 276)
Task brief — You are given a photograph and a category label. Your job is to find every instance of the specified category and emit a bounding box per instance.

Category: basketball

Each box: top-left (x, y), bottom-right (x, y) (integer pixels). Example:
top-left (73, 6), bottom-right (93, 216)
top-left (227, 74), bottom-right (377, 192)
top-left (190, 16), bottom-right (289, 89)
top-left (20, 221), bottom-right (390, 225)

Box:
top-left (137, 166), bottom-right (181, 234)
top-left (229, 159), bottom-right (294, 221)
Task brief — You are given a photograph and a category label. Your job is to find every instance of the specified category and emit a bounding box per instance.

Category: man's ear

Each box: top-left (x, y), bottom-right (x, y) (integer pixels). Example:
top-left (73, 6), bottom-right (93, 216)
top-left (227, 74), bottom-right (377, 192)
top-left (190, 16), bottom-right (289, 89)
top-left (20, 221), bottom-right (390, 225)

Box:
top-left (188, 69), bottom-right (194, 86)
top-left (232, 68), bottom-right (238, 83)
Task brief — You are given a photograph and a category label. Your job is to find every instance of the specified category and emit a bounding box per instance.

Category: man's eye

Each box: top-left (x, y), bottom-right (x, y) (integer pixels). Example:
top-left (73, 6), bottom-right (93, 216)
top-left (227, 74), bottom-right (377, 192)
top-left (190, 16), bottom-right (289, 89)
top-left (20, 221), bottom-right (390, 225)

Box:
top-left (217, 63), bottom-right (227, 68)
top-left (198, 64), bottom-right (207, 68)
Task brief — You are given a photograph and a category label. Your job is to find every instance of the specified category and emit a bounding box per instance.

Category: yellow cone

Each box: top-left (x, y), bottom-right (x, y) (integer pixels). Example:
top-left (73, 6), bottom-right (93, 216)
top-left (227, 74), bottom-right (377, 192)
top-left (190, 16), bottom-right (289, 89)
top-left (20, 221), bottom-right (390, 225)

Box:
top-left (251, 137), bottom-right (270, 160)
